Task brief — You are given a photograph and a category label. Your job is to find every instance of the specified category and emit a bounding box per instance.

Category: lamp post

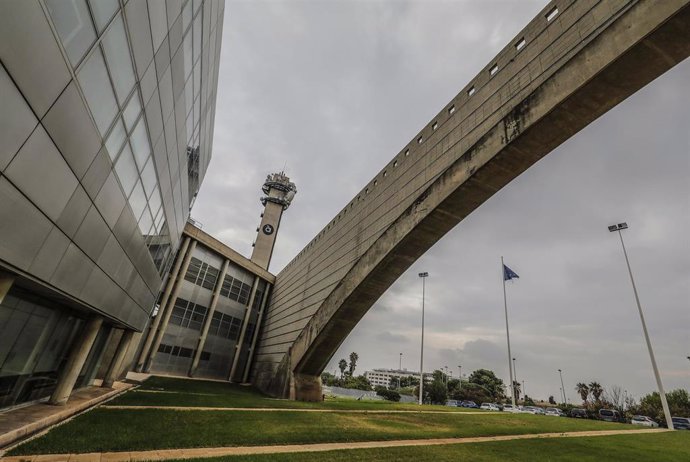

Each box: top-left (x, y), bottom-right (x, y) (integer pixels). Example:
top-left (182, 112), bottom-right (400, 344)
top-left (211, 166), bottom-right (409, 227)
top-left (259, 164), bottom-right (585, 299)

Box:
top-left (608, 222), bottom-right (673, 429)
top-left (458, 365), bottom-right (462, 391)
top-left (558, 369), bottom-right (566, 405)
top-left (418, 272), bottom-right (429, 405)
top-left (398, 352), bottom-right (403, 388)
top-left (512, 357), bottom-right (518, 400)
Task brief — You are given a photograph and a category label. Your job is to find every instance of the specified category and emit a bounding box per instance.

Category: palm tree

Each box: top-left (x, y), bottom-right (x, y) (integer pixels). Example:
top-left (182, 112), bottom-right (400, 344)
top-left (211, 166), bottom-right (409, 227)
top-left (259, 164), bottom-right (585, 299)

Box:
top-left (348, 352), bottom-right (359, 376)
top-left (575, 382), bottom-right (590, 404)
top-left (589, 382), bottom-right (603, 402)
top-left (338, 359), bottom-right (347, 378)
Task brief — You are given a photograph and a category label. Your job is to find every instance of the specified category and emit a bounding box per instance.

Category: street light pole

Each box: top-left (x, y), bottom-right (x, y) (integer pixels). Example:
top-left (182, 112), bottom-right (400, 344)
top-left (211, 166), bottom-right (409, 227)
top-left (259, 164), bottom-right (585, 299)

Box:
top-left (512, 357), bottom-right (517, 400)
top-left (418, 272), bottom-right (429, 405)
top-left (458, 365), bottom-right (462, 391)
top-left (608, 222), bottom-right (673, 429)
top-left (558, 369), bottom-right (566, 405)
top-left (398, 352), bottom-right (403, 388)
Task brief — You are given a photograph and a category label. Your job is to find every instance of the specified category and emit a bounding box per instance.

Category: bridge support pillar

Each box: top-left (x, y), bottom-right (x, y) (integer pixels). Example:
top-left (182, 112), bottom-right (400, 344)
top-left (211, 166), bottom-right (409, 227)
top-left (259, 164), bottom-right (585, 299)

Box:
top-left (290, 373), bottom-right (323, 402)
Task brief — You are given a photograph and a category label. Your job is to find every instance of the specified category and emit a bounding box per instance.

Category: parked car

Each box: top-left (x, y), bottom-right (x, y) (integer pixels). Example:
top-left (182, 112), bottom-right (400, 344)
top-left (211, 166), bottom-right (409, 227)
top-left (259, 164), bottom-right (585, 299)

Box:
top-left (570, 408), bottom-right (588, 419)
top-left (524, 406), bottom-right (545, 415)
top-left (460, 400), bottom-right (479, 408)
top-left (445, 400), bottom-right (459, 407)
top-left (545, 407), bottom-right (565, 417)
top-left (599, 409), bottom-right (623, 422)
top-left (671, 417), bottom-right (690, 430)
top-left (480, 403), bottom-right (500, 411)
top-left (503, 404), bottom-right (517, 413)
top-left (631, 415), bottom-right (659, 427)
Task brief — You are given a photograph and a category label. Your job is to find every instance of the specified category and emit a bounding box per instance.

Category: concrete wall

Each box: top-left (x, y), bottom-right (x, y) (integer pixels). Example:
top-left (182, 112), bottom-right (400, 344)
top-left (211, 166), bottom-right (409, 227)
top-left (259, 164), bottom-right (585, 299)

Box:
top-left (252, 0), bottom-right (690, 396)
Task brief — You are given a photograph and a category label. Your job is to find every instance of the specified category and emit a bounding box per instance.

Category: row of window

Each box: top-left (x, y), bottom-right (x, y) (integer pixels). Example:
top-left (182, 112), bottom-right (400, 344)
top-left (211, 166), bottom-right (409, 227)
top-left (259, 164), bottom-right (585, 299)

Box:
top-left (220, 274), bottom-right (253, 305)
top-left (208, 310), bottom-right (241, 340)
top-left (169, 297), bottom-right (255, 345)
top-left (185, 257), bottom-right (219, 290)
top-left (285, 5), bottom-right (563, 270)
top-left (207, 310), bottom-right (254, 345)
top-left (169, 298), bottom-right (208, 331)
top-left (184, 258), bottom-right (256, 306)
top-left (157, 343), bottom-right (211, 361)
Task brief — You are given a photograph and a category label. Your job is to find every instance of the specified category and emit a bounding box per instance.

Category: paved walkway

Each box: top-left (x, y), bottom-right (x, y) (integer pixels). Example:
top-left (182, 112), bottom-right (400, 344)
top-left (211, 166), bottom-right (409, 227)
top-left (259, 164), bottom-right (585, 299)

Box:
top-left (0, 382), bottom-right (133, 450)
top-left (0, 428), bottom-right (668, 461)
top-left (102, 405), bottom-right (496, 414)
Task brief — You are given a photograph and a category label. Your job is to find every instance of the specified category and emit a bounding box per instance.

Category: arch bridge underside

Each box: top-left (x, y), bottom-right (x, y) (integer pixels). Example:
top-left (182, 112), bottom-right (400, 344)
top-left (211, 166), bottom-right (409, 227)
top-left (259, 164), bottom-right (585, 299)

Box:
top-left (251, 0), bottom-right (690, 400)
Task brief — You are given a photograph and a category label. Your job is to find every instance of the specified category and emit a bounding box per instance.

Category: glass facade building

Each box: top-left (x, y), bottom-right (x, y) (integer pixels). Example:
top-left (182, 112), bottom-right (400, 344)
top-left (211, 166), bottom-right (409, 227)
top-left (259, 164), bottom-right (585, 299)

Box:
top-left (0, 0), bottom-right (224, 409)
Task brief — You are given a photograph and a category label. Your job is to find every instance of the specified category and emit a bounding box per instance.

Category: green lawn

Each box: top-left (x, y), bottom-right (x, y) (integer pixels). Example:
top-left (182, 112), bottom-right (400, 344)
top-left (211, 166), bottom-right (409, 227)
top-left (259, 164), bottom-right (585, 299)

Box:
top-left (109, 376), bottom-right (473, 412)
top-left (9, 408), bottom-right (634, 455)
top-left (164, 431), bottom-right (690, 462)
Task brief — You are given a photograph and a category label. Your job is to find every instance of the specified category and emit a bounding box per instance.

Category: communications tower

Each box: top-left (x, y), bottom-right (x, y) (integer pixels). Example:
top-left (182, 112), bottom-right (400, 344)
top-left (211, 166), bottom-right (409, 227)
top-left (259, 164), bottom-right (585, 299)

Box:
top-left (250, 172), bottom-right (297, 270)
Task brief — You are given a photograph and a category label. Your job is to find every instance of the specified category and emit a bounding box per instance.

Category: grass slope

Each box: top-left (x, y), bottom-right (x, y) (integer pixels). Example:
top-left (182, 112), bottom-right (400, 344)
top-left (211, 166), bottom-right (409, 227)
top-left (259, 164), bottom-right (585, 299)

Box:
top-left (164, 431), bottom-right (690, 462)
top-left (109, 376), bottom-right (470, 411)
top-left (9, 408), bottom-right (633, 455)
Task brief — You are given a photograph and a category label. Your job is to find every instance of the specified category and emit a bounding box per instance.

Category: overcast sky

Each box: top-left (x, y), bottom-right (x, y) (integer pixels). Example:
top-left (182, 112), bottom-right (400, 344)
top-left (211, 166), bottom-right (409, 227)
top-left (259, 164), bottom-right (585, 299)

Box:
top-left (193, 0), bottom-right (690, 403)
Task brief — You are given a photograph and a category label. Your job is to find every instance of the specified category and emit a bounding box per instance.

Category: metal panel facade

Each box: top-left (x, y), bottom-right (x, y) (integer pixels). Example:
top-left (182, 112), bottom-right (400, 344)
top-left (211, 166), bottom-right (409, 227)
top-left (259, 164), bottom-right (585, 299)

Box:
top-left (0, 0), bottom-right (224, 331)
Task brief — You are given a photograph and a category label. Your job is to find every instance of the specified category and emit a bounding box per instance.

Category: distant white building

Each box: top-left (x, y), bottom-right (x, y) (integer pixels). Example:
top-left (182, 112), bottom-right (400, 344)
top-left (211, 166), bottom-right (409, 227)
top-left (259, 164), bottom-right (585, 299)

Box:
top-left (364, 368), bottom-right (433, 389)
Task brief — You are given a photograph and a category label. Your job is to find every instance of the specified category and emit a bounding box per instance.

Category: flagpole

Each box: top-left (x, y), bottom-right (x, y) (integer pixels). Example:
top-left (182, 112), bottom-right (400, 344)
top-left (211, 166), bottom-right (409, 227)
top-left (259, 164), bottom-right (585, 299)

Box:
top-left (502, 256), bottom-right (516, 408)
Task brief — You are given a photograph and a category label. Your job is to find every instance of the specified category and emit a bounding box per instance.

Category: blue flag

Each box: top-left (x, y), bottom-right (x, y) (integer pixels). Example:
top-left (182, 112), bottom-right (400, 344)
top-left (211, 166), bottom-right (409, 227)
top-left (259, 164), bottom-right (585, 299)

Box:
top-left (503, 264), bottom-right (519, 281)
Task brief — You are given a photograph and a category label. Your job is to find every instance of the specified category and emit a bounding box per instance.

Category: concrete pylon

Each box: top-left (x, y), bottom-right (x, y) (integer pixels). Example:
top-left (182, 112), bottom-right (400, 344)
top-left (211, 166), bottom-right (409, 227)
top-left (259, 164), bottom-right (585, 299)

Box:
top-left (144, 240), bottom-right (197, 371)
top-left (0, 271), bottom-right (14, 304)
top-left (49, 316), bottom-right (103, 405)
top-left (228, 276), bottom-right (259, 382)
top-left (102, 330), bottom-right (134, 388)
top-left (136, 237), bottom-right (191, 371)
top-left (189, 259), bottom-right (229, 377)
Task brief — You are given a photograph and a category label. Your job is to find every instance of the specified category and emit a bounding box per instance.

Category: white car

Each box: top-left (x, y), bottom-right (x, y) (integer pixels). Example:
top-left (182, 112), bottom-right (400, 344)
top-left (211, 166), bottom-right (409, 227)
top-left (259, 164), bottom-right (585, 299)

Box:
top-left (503, 404), bottom-right (520, 413)
top-left (480, 403), bottom-right (500, 411)
top-left (631, 415), bottom-right (659, 427)
top-left (545, 407), bottom-right (565, 417)
top-left (524, 406), bottom-right (545, 415)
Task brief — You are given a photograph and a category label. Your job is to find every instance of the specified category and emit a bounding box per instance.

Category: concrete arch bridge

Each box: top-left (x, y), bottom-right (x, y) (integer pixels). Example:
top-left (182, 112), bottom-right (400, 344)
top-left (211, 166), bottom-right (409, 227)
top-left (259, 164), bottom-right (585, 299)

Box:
top-left (250, 0), bottom-right (690, 400)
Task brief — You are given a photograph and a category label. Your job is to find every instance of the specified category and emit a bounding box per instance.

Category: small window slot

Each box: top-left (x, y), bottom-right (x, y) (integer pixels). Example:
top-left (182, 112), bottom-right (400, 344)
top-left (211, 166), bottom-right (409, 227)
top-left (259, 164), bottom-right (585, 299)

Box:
top-left (515, 37), bottom-right (526, 51)
top-left (448, 105), bottom-right (455, 114)
top-left (546, 6), bottom-right (559, 22)
top-left (417, 136), bottom-right (423, 144)
top-left (467, 86), bottom-right (476, 96)
top-left (432, 121), bottom-right (438, 130)
top-left (489, 64), bottom-right (499, 76)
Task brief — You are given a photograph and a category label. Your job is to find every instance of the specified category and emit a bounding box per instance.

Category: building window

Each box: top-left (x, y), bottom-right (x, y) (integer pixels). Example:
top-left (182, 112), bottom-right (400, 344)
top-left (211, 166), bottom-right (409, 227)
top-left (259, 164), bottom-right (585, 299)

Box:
top-left (46, 0), bottom-right (96, 66)
top-left (169, 297), bottom-right (208, 331)
top-left (467, 86), bottom-right (476, 96)
top-left (515, 37), bottom-right (526, 51)
top-left (546, 6), bottom-right (559, 22)
top-left (209, 311), bottom-right (244, 341)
